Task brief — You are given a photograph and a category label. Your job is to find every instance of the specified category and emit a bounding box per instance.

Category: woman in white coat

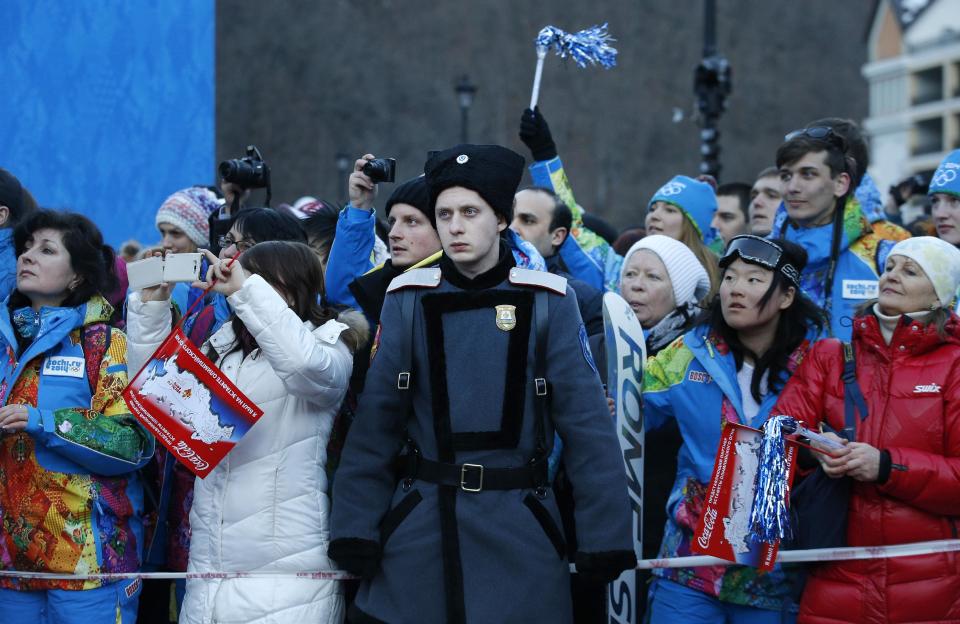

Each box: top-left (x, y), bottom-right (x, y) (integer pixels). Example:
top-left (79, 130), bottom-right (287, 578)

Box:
top-left (127, 241), bottom-right (367, 624)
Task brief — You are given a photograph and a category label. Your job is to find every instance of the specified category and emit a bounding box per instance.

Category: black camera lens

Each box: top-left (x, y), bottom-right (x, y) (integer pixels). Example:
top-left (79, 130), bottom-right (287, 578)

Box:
top-left (362, 158), bottom-right (397, 184)
top-left (219, 145), bottom-right (269, 189)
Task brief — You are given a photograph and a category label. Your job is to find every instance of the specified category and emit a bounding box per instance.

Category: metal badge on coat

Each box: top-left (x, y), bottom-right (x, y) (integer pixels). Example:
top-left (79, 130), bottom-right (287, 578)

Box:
top-left (495, 305), bottom-right (516, 331)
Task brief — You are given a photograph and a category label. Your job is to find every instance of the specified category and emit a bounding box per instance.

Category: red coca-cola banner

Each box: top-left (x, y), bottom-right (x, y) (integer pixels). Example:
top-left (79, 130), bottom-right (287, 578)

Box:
top-left (123, 327), bottom-right (263, 478)
top-left (692, 422), bottom-right (799, 571)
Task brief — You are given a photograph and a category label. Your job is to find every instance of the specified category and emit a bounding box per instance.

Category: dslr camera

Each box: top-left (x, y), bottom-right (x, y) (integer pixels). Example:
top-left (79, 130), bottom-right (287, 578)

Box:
top-left (219, 145), bottom-right (270, 189)
top-left (362, 158), bottom-right (397, 184)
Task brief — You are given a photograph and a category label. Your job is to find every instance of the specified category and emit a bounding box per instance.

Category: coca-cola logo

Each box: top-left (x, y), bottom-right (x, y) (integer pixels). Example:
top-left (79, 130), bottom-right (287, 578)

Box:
top-left (698, 507), bottom-right (718, 549)
top-left (174, 440), bottom-right (210, 471)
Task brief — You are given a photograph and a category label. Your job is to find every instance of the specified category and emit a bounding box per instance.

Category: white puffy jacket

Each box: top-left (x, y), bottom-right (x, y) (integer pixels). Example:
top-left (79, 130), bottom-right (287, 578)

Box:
top-left (127, 274), bottom-right (359, 624)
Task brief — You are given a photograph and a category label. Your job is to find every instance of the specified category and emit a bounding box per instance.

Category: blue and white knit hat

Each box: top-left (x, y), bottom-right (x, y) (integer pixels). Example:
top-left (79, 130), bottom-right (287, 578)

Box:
top-left (648, 175), bottom-right (717, 239)
top-left (928, 149), bottom-right (960, 199)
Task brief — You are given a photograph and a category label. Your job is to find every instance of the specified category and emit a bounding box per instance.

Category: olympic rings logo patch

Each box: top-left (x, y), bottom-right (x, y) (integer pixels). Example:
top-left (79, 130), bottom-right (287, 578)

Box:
top-left (657, 181), bottom-right (686, 196)
top-left (932, 165), bottom-right (957, 188)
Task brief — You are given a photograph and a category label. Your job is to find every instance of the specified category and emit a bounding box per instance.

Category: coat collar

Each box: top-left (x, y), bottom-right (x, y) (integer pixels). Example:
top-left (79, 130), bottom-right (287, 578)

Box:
top-left (853, 310), bottom-right (960, 359)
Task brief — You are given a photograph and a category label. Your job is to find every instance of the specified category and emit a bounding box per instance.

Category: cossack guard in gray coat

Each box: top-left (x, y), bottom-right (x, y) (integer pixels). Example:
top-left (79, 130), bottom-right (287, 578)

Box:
top-left (330, 249), bottom-right (635, 624)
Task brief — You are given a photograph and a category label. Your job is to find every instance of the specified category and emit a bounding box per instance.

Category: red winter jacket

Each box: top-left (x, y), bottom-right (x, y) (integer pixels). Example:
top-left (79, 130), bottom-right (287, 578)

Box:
top-left (775, 312), bottom-right (960, 624)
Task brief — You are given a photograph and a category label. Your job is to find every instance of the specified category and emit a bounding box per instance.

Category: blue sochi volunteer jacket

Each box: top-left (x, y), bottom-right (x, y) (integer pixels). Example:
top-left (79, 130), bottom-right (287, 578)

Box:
top-left (0, 295), bottom-right (154, 590)
top-left (642, 323), bottom-right (818, 612)
top-left (770, 197), bottom-right (895, 341)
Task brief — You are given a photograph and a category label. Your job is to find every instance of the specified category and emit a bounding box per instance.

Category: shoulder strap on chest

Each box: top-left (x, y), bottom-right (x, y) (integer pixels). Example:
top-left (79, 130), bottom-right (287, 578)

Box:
top-left (841, 341), bottom-right (867, 441)
top-left (387, 267), bottom-right (443, 293)
top-left (508, 267), bottom-right (567, 295)
top-left (80, 322), bottom-right (111, 394)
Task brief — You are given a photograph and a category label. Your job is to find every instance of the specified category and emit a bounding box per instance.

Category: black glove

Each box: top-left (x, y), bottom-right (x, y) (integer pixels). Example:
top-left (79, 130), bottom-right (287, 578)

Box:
top-left (574, 550), bottom-right (637, 585)
top-left (519, 107), bottom-right (558, 161)
top-left (328, 538), bottom-right (381, 579)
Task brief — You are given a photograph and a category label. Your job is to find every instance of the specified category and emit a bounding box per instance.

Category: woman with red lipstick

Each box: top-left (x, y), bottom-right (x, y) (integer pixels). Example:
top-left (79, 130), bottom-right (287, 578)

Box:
top-left (0, 210), bottom-right (154, 623)
top-left (642, 235), bottom-right (823, 623)
top-left (774, 235), bottom-right (960, 624)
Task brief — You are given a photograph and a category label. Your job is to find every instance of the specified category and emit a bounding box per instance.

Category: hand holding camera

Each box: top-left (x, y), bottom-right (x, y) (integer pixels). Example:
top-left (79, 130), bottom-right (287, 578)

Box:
top-left (130, 250), bottom-right (204, 301)
top-left (349, 154), bottom-right (397, 210)
top-left (192, 249), bottom-right (248, 297)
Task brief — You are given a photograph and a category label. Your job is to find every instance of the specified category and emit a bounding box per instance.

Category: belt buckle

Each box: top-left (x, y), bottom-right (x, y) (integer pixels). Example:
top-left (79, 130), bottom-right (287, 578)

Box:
top-left (460, 463), bottom-right (484, 492)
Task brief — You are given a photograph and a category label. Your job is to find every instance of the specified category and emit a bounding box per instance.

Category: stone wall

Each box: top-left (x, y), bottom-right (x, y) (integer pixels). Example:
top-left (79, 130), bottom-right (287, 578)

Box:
top-left (217, 0), bottom-right (870, 230)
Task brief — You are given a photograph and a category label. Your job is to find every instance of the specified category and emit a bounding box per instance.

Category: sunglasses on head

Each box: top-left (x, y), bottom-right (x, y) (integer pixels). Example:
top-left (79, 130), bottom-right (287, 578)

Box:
top-left (783, 126), bottom-right (848, 153)
top-left (720, 235), bottom-right (801, 289)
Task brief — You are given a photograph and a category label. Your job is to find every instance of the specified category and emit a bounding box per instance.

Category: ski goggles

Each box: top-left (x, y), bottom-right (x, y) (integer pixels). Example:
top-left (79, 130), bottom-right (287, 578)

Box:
top-left (783, 126), bottom-right (847, 153)
top-left (719, 235), bottom-right (801, 289)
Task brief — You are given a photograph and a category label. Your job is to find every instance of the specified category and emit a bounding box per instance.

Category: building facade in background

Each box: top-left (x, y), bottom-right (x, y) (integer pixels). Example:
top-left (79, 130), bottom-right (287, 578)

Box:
top-left (863, 0), bottom-right (960, 197)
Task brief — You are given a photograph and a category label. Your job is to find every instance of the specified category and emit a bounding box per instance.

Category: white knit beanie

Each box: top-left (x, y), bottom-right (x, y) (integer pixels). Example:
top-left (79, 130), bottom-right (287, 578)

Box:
top-left (621, 235), bottom-right (711, 306)
top-left (887, 236), bottom-right (960, 307)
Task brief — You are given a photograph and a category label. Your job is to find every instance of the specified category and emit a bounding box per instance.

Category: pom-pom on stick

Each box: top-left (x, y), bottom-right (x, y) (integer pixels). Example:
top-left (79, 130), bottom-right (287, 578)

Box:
top-left (529, 23), bottom-right (618, 109)
top-left (749, 416), bottom-right (793, 545)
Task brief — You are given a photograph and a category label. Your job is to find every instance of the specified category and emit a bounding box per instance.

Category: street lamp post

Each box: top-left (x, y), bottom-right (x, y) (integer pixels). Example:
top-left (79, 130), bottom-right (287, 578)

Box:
top-left (455, 75), bottom-right (477, 144)
top-left (335, 152), bottom-right (351, 205)
top-left (694, 0), bottom-right (732, 180)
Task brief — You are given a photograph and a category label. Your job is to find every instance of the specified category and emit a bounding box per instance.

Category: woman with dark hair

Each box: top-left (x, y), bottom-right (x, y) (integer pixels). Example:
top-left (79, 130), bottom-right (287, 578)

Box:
top-left (128, 206), bottom-right (307, 621)
top-left (0, 210), bottom-right (154, 623)
top-left (775, 236), bottom-right (960, 624)
top-left (642, 236), bottom-right (824, 623)
top-left (128, 241), bottom-right (366, 624)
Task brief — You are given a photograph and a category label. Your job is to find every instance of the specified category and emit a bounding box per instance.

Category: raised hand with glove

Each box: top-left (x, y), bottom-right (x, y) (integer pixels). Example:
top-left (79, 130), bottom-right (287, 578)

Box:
top-left (519, 106), bottom-right (558, 162)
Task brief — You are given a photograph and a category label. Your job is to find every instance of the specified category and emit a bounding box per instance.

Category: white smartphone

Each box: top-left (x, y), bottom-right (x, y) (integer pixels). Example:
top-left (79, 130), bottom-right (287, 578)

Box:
top-left (126, 256), bottom-right (164, 291)
top-left (162, 253), bottom-right (203, 283)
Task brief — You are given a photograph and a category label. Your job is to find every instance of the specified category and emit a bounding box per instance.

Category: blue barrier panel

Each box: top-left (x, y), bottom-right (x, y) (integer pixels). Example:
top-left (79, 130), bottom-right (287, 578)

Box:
top-left (2, 0), bottom-right (214, 247)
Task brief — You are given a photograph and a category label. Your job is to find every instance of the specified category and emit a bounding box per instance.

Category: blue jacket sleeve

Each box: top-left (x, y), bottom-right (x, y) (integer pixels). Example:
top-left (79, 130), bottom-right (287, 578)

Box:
top-left (529, 156), bottom-right (623, 292)
top-left (24, 329), bottom-right (154, 476)
top-left (325, 206), bottom-right (378, 308)
top-left (330, 293), bottom-right (409, 543)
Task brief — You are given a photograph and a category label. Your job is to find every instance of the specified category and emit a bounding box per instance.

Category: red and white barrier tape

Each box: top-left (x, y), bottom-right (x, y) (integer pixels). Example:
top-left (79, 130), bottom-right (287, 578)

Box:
top-left (1, 539), bottom-right (957, 582)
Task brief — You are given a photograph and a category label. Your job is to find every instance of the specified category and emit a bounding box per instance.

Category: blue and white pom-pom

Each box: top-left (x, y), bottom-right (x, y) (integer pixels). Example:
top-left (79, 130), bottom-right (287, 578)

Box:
top-left (529, 23), bottom-right (617, 108)
top-left (536, 23), bottom-right (618, 69)
top-left (749, 415), bottom-right (793, 545)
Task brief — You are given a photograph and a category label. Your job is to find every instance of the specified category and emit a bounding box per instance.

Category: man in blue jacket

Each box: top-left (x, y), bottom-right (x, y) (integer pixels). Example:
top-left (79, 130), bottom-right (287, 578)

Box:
top-left (330, 143), bottom-right (635, 624)
top-left (772, 128), bottom-right (889, 340)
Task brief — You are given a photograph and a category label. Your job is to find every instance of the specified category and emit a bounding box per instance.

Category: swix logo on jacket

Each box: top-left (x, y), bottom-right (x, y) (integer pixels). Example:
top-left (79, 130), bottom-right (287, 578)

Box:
top-left (914, 383), bottom-right (941, 394)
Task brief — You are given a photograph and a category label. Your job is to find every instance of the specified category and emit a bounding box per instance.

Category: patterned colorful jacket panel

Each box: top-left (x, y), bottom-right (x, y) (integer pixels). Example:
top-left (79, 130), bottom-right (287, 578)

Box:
top-left (771, 197), bottom-right (895, 341)
top-left (0, 296), bottom-right (154, 590)
top-left (529, 156), bottom-right (623, 292)
top-left (774, 314), bottom-right (960, 623)
top-left (642, 325), bottom-right (812, 611)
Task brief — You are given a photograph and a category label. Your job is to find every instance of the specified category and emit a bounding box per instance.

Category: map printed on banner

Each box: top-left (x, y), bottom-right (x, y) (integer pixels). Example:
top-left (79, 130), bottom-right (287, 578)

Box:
top-left (122, 327), bottom-right (263, 478)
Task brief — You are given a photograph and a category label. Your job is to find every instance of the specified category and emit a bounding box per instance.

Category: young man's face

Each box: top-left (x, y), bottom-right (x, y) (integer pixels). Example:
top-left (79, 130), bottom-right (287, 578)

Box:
top-left (749, 175), bottom-right (783, 236)
top-left (511, 189), bottom-right (561, 258)
top-left (710, 195), bottom-right (748, 245)
top-left (435, 186), bottom-right (506, 278)
top-left (779, 150), bottom-right (850, 228)
top-left (387, 203), bottom-right (441, 269)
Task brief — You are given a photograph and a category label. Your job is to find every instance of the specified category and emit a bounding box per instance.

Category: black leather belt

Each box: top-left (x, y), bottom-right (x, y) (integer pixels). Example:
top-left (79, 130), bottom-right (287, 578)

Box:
top-left (400, 452), bottom-right (547, 493)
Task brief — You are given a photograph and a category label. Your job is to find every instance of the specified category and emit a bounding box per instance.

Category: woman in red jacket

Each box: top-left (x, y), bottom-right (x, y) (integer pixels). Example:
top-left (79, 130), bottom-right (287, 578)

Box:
top-left (775, 236), bottom-right (960, 624)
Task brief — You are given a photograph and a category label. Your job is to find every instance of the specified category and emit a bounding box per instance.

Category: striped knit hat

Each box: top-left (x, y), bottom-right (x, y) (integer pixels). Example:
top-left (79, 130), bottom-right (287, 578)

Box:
top-left (621, 234), bottom-right (710, 307)
top-left (155, 187), bottom-right (223, 247)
